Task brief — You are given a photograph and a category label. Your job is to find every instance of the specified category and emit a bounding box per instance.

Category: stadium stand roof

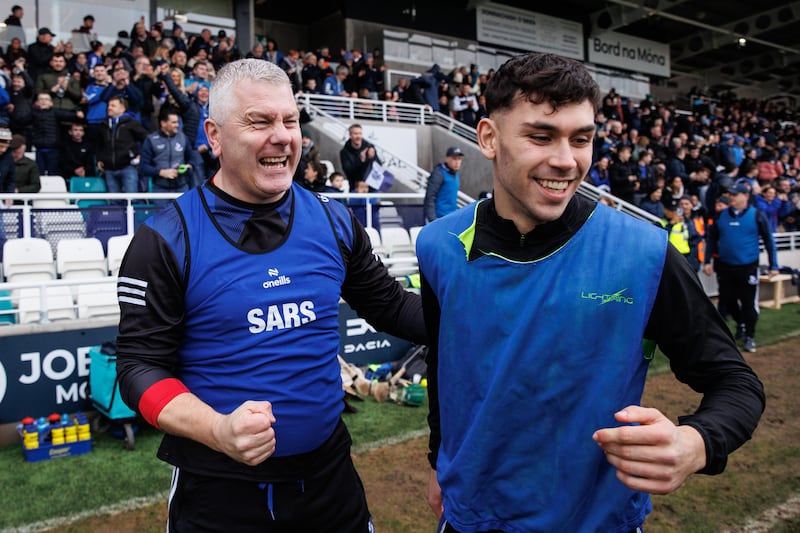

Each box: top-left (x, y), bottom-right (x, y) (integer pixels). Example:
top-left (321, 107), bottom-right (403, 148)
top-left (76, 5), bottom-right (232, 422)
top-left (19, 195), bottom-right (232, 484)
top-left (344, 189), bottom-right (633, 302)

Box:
top-left (256, 0), bottom-right (800, 97)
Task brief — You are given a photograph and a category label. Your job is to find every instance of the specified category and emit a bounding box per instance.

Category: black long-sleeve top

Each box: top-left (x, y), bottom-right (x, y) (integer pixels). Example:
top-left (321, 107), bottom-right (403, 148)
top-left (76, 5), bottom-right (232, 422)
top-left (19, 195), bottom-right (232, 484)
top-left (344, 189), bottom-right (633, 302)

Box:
top-left (423, 195), bottom-right (765, 475)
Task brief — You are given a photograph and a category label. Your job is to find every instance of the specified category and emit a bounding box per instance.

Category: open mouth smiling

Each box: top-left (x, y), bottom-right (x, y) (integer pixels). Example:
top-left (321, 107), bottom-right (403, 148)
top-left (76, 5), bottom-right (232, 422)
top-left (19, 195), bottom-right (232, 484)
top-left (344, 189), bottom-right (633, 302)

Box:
top-left (259, 156), bottom-right (289, 168)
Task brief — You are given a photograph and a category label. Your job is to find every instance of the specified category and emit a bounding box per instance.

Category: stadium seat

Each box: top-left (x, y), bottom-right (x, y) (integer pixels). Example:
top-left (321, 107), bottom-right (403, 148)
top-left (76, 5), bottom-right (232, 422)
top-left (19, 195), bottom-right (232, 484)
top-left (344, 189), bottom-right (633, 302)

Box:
top-left (106, 234), bottom-right (133, 277)
top-left (85, 206), bottom-right (128, 253)
top-left (363, 226), bottom-right (387, 258)
top-left (0, 289), bottom-right (15, 325)
top-left (409, 226), bottom-right (423, 248)
top-left (77, 283), bottom-right (120, 320)
top-left (380, 227), bottom-right (414, 257)
top-left (17, 286), bottom-right (76, 324)
top-left (2, 237), bottom-right (56, 283)
top-left (56, 237), bottom-right (108, 281)
top-left (70, 177), bottom-right (108, 209)
top-left (33, 207), bottom-right (87, 254)
top-left (39, 175), bottom-right (68, 193)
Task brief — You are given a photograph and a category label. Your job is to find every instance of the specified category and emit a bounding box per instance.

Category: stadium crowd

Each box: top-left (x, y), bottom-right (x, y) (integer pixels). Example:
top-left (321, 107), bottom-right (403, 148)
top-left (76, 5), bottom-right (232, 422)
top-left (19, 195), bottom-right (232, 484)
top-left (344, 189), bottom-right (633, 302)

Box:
top-left (0, 8), bottom-right (798, 245)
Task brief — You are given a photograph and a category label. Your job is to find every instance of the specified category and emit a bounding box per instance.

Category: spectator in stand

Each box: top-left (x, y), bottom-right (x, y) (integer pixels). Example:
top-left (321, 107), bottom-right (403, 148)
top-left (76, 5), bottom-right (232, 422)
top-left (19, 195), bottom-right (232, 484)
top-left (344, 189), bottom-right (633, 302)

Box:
top-left (755, 184), bottom-right (791, 234)
top-left (246, 43), bottom-right (265, 60)
top-left (586, 156), bottom-right (610, 192)
top-left (355, 53), bottom-right (382, 100)
top-left (279, 49), bottom-right (302, 94)
top-left (325, 171), bottom-right (347, 196)
top-left (661, 175), bottom-right (685, 219)
top-left (139, 108), bottom-right (193, 205)
top-left (264, 38), bottom-right (283, 64)
top-left (340, 123), bottom-right (380, 190)
top-left (9, 134), bottom-right (39, 194)
top-left (84, 63), bottom-right (112, 146)
top-left (188, 28), bottom-right (214, 59)
top-left (96, 95), bottom-right (148, 195)
top-left (608, 143), bottom-right (638, 204)
top-left (77, 14), bottom-right (96, 34)
top-left (28, 28), bottom-right (63, 83)
top-left (170, 22), bottom-right (188, 53)
top-left (0, 128), bottom-right (15, 206)
top-left (300, 52), bottom-right (322, 91)
top-left (703, 183), bottom-right (778, 353)
top-left (717, 134), bottom-right (737, 170)
top-left (757, 147), bottom-right (782, 182)
top-left (191, 84), bottom-right (217, 185)
top-left (171, 49), bottom-right (190, 75)
top-left (69, 52), bottom-right (91, 89)
top-left (323, 65), bottom-right (350, 98)
top-left (636, 150), bottom-right (657, 195)
top-left (35, 53), bottom-right (82, 111)
top-left (87, 41), bottom-right (105, 72)
top-left (133, 56), bottom-right (162, 131)
top-left (451, 83), bottom-right (480, 128)
top-left (31, 92), bottom-right (84, 176)
top-left (296, 129), bottom-right (320, 177)
top-left (639, 185), bottom-right (666, 222)
top-left (7, 65), bottom-right (34, 143)
top-left (348, 179), bottom-right (381, 231)
top-left (158, 65), bottom-right (202, 184)
top-left (424, 147), bottom-right (463, 223)
top-left (185, 60), bottom-right (212, 93)
top-left (295, 158), bottom-right (327, 193)
top-left (105, 65), bottom-right (145, 122)
top-left (4, 5), bottom-right (23, 27)
top-left (58, 122), bottom-right (95, 180)
top-left (4, 38), bottom-right (27, 66)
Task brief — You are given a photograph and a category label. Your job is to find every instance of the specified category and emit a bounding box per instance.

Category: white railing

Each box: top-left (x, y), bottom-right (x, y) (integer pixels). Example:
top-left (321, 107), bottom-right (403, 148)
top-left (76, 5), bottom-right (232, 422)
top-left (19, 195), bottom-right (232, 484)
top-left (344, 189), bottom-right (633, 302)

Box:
top-left (297, 94), bottom-right (476, 208)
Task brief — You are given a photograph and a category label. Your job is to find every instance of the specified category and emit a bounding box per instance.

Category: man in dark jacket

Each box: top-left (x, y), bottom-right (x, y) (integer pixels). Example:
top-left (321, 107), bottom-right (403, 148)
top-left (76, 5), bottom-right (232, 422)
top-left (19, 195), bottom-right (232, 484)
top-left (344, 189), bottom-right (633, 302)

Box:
top-left (34, 53), bottom-right (82, 111)
top-left (609, 143), bottom-right (638, 204)
top-left (139, 109), bottom-right (192, 206)
top-left (27, 28), bottom-right (62, 82)
top-left (339, 123), bottom-right (380, 189)
top-left (96, 96), bottom-right (147, 195)
top-left (58, 122), bottom-right (95, 181)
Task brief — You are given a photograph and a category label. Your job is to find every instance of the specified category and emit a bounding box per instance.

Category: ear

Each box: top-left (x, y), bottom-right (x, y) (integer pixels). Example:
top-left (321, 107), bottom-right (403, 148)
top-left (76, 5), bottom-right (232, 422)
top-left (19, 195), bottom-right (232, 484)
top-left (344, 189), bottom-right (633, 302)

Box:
top-left (205, 118), bottom-right (222, 158)
top-left (476, 116), bottom-right (497, 161)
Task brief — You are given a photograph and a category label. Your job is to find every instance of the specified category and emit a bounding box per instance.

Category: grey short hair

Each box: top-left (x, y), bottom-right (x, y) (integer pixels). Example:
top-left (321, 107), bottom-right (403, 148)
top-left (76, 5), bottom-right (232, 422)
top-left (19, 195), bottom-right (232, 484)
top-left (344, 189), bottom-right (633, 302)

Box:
top-left (210, 58), bottom-right (290, 124)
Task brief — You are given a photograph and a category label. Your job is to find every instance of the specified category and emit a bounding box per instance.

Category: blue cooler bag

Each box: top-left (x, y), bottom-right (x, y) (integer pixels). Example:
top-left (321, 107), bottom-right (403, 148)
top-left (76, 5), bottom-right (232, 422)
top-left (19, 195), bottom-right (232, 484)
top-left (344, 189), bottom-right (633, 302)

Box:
top-left (89, 343), bottom-right (136, 420)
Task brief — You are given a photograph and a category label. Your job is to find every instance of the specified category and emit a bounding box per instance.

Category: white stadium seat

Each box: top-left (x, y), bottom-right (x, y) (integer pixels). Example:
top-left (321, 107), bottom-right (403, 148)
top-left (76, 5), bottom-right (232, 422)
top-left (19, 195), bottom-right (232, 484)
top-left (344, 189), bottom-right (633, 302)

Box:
top-left (2, 238), bottom-right (56, 283)
top-left (106, 234), bottom-right (133, 277)
top-left (17, 286), bottom-right (76, 324)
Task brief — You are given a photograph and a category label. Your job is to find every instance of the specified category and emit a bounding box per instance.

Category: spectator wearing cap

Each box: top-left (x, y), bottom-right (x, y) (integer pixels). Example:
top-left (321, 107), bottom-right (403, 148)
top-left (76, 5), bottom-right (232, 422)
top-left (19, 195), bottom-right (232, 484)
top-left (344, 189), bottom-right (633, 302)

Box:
top-left (424, 147), bottom-right (464, 223)
top-left (0, 128), bottom-right (15, 205)
top-left (9, 134), bottom-right (39, 195)
top-left (703, 183), bottom-right (778, 354)
top-left (27, 27), bottom-right (62, 83)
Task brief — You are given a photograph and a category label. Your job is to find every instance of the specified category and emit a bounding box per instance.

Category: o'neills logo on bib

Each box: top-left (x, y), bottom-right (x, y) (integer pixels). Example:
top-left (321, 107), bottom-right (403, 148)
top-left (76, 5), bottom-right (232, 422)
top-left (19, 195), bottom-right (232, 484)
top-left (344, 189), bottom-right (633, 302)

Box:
top-left (263, 268), bottom-right (292, 289)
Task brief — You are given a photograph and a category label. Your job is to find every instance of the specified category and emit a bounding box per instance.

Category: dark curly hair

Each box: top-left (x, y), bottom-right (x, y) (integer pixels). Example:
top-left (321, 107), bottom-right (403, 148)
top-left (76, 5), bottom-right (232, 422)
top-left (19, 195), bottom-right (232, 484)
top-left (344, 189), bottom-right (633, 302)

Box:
top-left (484, 53), bottom-right (601, 116)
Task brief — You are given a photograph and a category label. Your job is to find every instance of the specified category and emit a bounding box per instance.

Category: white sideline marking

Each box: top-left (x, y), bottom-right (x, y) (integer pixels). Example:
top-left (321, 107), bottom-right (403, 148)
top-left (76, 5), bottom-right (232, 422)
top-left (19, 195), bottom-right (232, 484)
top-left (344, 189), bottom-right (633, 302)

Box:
top-left (2, 492), bottom-right (168, 533)
top-left (351, 428), bottom-right (429, 455)
top-left (726, 494), bottom-right (800, 532)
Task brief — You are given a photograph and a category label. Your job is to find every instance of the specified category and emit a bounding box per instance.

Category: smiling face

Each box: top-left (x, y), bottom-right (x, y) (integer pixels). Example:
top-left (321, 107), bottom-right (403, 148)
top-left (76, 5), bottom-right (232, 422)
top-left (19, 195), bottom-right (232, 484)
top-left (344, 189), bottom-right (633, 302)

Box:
top-left (477, 95), bottom-right (595, 233)
top-left (206, 79), bottom-right (300, 204)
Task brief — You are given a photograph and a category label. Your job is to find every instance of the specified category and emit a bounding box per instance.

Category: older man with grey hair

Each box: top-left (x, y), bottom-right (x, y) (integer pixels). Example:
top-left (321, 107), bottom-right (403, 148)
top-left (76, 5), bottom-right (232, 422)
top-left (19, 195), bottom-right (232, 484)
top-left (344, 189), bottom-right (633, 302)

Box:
top-left (115, 58), bottom-right (426, 532)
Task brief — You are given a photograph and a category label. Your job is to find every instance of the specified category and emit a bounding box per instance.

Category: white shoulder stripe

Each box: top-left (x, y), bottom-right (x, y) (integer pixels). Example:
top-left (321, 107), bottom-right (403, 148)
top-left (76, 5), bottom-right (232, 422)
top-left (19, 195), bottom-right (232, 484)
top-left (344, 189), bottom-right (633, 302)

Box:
top-left (118, 286), bottom-right (146, 297)
top-left (119, 296), bottom-right (146, 306)
top-left (118, 276), bottom-right (148, 288)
